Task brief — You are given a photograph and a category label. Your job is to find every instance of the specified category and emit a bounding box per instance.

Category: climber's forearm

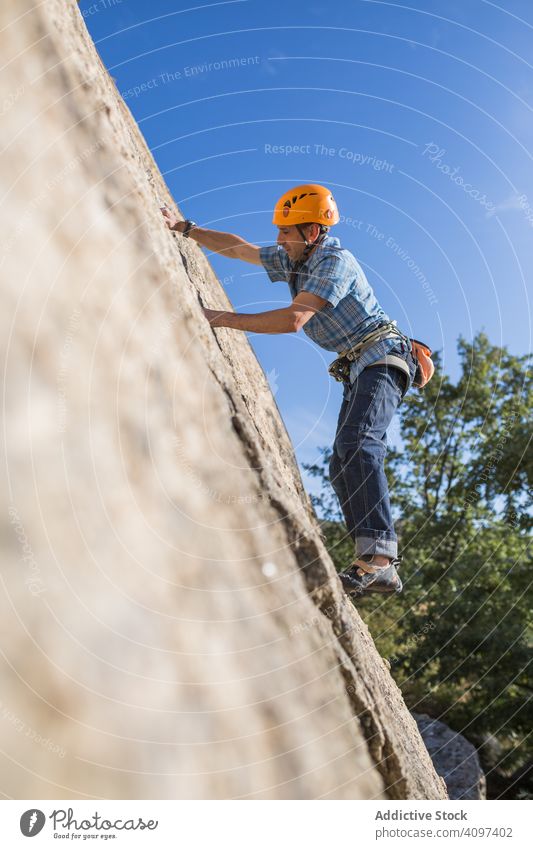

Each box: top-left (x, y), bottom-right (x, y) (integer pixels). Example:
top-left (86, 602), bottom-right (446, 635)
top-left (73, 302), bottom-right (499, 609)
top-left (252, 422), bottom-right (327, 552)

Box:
top-left (187, 227), bottom-right (261, 264)
top-left (187, 226), bottom-right (236, 254)
top-left (203, 307), bottom-right (297, 334)
top-left (162, 210), bottom-right (261, 263)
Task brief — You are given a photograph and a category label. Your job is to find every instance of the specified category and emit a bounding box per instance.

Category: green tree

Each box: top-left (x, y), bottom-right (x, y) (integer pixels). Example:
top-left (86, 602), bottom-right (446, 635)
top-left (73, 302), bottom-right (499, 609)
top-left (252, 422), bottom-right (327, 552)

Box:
top-left (305, 333), bottom-right (532, 793)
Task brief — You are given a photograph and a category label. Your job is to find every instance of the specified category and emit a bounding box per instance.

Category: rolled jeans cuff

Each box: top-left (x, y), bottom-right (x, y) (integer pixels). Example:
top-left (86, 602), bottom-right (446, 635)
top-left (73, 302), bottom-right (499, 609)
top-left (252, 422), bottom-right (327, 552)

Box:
top-left (355, 533), bottom-right (398, 559)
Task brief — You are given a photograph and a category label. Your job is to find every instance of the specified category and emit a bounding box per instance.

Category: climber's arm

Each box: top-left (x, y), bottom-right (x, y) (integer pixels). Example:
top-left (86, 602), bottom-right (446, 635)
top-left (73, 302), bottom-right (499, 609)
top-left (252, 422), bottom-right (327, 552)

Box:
top-left (162, 209), bottom-right (261, 264)
top-left (191, 229), bottom-right (261, 265)
top-left (203, 292), bottom-right (328, 334)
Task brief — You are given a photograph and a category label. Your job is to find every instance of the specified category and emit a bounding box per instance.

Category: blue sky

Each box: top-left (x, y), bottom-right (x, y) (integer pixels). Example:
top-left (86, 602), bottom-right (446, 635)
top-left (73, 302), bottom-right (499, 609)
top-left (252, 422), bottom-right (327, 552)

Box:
top-left (81, 0), bottom-right (532, 492)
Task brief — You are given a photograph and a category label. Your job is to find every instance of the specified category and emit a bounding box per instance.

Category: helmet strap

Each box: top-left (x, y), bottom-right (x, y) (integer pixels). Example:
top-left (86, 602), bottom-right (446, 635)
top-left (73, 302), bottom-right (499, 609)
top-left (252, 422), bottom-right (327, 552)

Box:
top-left (288, 225), bottom-right (328, 287)
top-left (295, 224), bottom-right (327, 263)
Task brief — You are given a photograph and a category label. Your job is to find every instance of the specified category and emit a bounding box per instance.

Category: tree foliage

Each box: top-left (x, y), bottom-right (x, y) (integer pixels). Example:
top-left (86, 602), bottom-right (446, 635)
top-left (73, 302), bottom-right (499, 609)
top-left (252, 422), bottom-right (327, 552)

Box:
top-left (305, 333), bottom-right (532, 791)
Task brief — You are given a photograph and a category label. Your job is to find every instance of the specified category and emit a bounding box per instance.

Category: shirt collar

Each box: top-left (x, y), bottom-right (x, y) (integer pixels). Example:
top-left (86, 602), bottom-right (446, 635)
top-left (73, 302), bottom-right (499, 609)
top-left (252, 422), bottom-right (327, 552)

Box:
top-left (320, 235), bottom-right (341, 249)
top-left (287, 235), bottom-right (342, 270)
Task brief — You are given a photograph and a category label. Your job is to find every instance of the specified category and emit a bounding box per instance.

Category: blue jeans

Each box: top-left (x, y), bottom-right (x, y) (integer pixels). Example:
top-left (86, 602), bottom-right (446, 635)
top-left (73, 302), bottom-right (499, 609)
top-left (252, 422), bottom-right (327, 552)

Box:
top-left (329, 350), bottom-right (417, 559)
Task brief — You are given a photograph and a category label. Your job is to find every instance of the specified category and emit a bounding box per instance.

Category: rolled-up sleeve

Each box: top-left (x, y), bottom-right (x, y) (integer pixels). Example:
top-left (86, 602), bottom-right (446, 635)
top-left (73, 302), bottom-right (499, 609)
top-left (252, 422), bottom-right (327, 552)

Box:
top-left (300, 254), bottom-right (350, 308)
top-left (260, 245), bottom-right (289, 282)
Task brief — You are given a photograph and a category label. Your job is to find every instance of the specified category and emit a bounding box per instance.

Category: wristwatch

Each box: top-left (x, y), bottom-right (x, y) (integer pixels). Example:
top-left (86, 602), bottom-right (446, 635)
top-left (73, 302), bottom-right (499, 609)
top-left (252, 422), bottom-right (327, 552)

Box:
top-left (181, 219), bottom-right (197, 238)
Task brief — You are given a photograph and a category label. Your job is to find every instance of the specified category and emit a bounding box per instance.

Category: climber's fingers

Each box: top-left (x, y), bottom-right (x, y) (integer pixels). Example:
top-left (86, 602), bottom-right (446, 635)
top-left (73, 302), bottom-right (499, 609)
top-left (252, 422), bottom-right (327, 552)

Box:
top-left (203, 308), bottom-right (227, 328)
top-left (161, 207), bottom-right (178, 230)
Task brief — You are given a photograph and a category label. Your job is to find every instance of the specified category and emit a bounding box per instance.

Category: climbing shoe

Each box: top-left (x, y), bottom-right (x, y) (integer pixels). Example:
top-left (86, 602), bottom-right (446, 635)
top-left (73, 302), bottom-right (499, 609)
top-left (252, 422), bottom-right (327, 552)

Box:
top-left (339, 556), bottom-right (403, 598)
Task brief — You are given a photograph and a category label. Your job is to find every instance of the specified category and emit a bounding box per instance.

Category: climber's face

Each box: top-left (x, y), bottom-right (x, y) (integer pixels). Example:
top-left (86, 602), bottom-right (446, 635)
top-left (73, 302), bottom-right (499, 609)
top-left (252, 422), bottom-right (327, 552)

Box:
top-left (276, 225), bottom-right (306, 261)
top-left (276, 223), bottom-right (321, 262)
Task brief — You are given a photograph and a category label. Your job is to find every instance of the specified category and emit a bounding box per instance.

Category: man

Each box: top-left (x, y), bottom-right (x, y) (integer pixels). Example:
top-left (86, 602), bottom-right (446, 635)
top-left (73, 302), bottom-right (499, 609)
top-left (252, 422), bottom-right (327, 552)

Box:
top-left (162, 184), bottom-right (417, 598)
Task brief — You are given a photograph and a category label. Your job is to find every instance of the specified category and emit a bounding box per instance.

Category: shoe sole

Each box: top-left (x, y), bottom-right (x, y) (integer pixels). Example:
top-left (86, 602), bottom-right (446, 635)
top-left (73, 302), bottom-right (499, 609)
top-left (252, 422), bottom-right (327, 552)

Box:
top-left (357, 576), bottom-right (403, 596)
top-left (341, 573), bottom-right (403, 598)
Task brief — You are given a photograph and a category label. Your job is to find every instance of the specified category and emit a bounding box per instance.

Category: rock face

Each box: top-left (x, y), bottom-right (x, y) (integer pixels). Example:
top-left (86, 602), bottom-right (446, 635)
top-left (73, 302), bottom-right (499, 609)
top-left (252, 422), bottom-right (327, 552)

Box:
top-left (0, 0), bottom-right (447, 800)
top-left (414, 715), bottom-right (486, 800)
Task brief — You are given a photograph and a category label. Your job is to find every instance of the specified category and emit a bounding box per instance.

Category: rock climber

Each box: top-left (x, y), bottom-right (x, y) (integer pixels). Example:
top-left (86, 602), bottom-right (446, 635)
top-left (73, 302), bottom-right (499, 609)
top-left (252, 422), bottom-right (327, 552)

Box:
top-left (162, 185), bottom-right (419, 598)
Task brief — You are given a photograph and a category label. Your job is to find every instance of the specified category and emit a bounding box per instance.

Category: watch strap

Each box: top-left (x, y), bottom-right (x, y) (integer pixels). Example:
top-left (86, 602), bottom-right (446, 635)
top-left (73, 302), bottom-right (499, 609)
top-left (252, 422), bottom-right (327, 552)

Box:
top-left (182, 219), bottom-right (197, 238)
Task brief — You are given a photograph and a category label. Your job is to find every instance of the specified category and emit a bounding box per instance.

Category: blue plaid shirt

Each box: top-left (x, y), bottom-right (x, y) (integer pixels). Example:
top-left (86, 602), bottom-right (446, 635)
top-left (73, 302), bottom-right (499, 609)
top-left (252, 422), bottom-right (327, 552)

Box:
top-left (260, 236), bottom-right (409, 380)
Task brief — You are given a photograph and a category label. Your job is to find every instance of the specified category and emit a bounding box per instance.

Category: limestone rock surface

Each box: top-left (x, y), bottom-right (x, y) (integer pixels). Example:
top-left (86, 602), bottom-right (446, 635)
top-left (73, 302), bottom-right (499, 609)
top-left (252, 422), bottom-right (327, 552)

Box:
top-left (0, 0), bottom-right (447, 800)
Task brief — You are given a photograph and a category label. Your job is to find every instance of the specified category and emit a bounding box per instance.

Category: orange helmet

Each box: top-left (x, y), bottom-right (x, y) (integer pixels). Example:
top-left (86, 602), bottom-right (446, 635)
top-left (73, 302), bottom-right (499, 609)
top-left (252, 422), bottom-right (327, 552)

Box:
top-left (272, 184), bottom-right (339, 227)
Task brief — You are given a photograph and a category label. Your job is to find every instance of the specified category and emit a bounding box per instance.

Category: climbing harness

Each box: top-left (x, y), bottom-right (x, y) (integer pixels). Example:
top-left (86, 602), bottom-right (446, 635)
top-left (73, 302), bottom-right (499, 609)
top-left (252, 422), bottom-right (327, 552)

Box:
top-left (328, 323), bottom-right (435, 389)
top-left (328, 321), bottom-right (405, 384)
